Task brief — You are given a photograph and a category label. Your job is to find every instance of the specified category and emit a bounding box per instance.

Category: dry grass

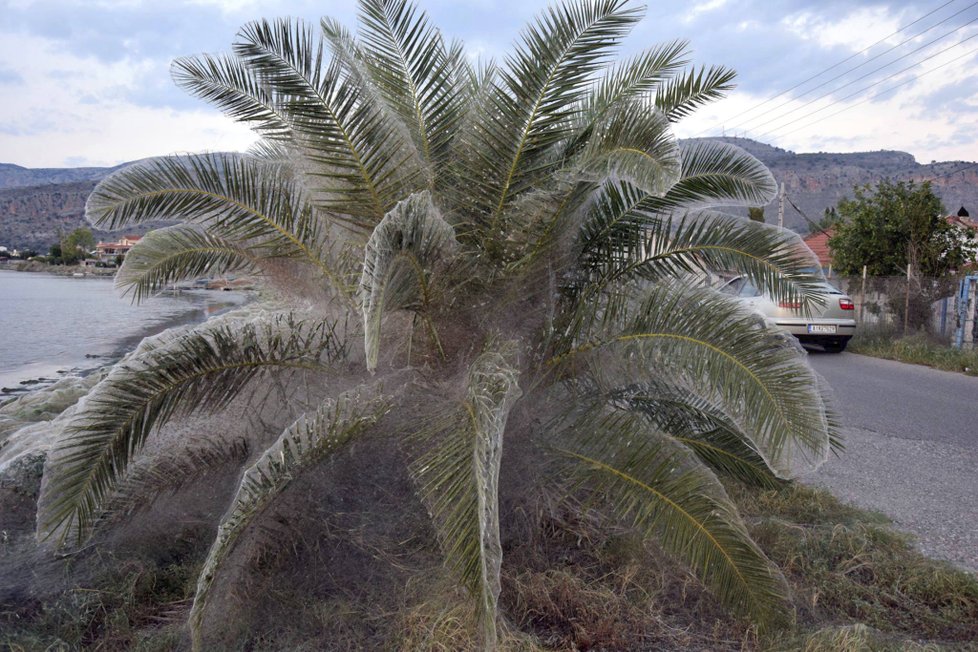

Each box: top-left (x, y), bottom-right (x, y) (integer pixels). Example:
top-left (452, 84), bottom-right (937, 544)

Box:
top-left (5, 481), bottom-right (978, 650)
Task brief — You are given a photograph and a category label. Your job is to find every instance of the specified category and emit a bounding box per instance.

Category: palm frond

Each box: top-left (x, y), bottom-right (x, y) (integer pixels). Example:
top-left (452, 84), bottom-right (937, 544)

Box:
top-left (605, 379), bottom-right (781, 488)
top-left (584, 40), bottom-right (690, 118)
top-left (556, 407), bottom-right (789, 626)
top-left (359, 191), bottom-right (457, 371)
top-left (579, 193), bottom-right (825, 309)
top-left (38, 313), bottom-right (345, 546)
top-left (412, 344), bottom-right (522, 650)
top-left (115, 224), bottom-right (260, 302)
top-left (85, 153), bottom-right (339, 285)
top-left (458, 0), bottom-right (641, 232)
top-left (575, 99), bottom-right (680, 197)
top-left (647, 139), bottom-right (778, 212)
top-left (99, 437), bottom-right (251, 524)
top-left (189, 390), bottom-right (390, 651)
top-left (553, 282), bottom-right (833, 478)
top-left (654, 64), bottom-right (736, 122)
top-left (234, 17), bottom-right (422, 222)
top-left (171, 53), bottom-right (292, 141)
top-left (246, 139), bottom-right (292, 162)
top-left (354, 0), bottom-right (466, 174)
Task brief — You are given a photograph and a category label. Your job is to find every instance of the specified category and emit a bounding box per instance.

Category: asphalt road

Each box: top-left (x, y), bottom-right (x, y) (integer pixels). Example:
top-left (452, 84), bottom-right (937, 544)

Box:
top-left (803, 351), bottom-right (978, 573)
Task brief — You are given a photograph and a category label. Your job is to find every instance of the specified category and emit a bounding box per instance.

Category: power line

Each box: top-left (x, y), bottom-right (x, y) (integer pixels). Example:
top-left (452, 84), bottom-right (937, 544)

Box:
top-left (724, 5), bottom-right (978, 136)
top-left (784, 191), bottom-right (833, 237)
top-left (694, 0), bottom-right (966, 136)
top-left (757, 43), bottom-right (978, 141)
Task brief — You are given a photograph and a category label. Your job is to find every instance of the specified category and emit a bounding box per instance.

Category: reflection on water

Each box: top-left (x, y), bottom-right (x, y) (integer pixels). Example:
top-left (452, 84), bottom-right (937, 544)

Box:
top-left (0, 269), bottom-right (248, 390)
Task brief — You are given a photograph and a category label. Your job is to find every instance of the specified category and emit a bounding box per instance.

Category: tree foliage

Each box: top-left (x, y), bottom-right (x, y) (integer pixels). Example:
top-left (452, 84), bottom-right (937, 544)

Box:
top-left (61, 227), bottom-right (95, 265)
top-left (829, 179), bottom-right (976, 277)
top-left (35, 1), bottom-right (838, 648)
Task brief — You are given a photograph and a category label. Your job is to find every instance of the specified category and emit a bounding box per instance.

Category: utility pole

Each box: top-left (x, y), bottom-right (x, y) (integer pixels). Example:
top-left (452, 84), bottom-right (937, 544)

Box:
top-left (777, 182), bottom-right (785, 229)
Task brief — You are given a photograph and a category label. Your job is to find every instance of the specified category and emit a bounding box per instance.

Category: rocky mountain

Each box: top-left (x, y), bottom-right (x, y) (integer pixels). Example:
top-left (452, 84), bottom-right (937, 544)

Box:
top-left (710, 137), bottom-right (978, 233)
top-left (0, 162), bottom-right (116, 191)
top-left (1, 139), bottom-right (976, 250)
top-left (0, 163), bottom-right (159, 252)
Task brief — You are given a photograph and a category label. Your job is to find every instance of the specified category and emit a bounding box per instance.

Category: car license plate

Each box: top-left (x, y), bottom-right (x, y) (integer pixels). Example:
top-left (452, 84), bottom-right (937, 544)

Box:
top-left (808, 324), bottom-right (837, 334)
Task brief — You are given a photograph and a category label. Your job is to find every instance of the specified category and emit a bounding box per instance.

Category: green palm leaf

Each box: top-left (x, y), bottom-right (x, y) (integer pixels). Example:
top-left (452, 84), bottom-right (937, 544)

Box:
top-left (85, 153), bottom-right (337, 281)
top-left (38, 313), bottom-right (344, 546)
top-left (115, 224), bottom-right (260, 302)
top-left (654, 64), bottom-right (736, 122)
top-left (360, 191), bottom-right (457, 371)
top-left (189, 390), bottom-right (390, 651)
top-left (459, 0), bottom-right (641, 232)
top-left (583, 40), bottom-right (690, 120)
top-left (354, 0), bottom-right (465, 174)
top-left (234, 17), bottom-right (422, 222)
top-left (575, 99), bottom-right (681, 197)
top-left (171, 52), bottom-right (292, 141)
top-left (578, 184), bottom-right (825, 308)
top-left (604, 379), bottom-right (782, 488)
top-left (648, 139), bottom-right (779, 212)
top-left (555, 282), bottom-right (833, 477)
top-left (412, 344), bottom-right (522, 650)
top-left (557, 407), bottom-right (789, 626)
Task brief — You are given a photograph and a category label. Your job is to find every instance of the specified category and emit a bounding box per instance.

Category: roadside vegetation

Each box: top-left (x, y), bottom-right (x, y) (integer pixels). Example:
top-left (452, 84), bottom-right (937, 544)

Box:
top-left (850, 327), bottom-right (978, 376)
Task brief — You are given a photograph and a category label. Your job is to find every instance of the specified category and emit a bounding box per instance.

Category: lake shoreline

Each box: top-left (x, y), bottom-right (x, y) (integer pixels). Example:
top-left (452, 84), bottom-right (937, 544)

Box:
top-left (0, 270), bottom-right (254, 402)
top-left (4, 260), bottom-right (116, 277)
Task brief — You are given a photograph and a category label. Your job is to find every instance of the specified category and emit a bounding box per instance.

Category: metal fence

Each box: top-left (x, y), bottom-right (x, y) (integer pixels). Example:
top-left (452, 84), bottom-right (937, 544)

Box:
top-left (830, 273), bottom-right (977, 347)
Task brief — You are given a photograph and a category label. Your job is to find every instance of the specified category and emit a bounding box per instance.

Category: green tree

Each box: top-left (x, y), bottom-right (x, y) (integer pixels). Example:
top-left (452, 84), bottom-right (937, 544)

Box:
top-left (61, 227), bottom-right (95, 265)
top-left (748, 206), bottom-right (765, 222)
top-left (829, 179), bottom-right (974, 277)
top-left (36, 1), bottom-right (834, 648)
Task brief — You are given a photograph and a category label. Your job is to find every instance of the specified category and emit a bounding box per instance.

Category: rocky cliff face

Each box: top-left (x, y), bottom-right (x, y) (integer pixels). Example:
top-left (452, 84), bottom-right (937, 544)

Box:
top-left (712, 137), bottom-right (978, 232)
top-left (0, 181), bottom-right (156, 252)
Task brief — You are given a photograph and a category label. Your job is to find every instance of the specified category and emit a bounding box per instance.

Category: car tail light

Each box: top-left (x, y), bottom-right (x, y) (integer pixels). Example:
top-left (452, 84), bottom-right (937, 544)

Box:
top-left (778, 301), bottom-right (802, 309)
top-left (839, 298), bottom-right (855, 310)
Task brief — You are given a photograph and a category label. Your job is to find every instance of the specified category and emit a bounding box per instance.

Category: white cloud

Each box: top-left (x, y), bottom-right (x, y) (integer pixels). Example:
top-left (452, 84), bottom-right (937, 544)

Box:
top-left (0, 30), bottom-right (254, 166)
top-left (782, 7), bottom-right (902, 51)
top-left (683, 0), bottom-right (729, 24)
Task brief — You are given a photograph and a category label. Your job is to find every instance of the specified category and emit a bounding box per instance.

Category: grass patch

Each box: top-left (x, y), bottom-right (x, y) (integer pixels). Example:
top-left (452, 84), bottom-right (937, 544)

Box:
top-left (0, 555), bottom-right (197, 651)
top-left (4, 483), bottom-right (977, 649)
top-left (733, 483), bottom-right (978, 649)
top-left (849, 329), bottom-right (978, 376)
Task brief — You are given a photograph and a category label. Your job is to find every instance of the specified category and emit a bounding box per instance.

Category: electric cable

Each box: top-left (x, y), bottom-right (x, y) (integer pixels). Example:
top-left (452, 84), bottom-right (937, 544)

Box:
top-left (758, 43), bottom-right (978, 140)
top-left (693, 0), bottom-right (967, 136)
top-left (729, 12), bottom-right (978, 137)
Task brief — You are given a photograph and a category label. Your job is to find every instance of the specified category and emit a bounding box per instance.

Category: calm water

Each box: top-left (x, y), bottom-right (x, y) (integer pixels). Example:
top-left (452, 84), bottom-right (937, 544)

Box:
top-left (0, 269), bottom-right (246, 390)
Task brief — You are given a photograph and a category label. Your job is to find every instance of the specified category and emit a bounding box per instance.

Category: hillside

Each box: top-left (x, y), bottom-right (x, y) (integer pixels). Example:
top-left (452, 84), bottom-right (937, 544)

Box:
top-left (711, 137), bottom-right (978, 232)
top-left (2, 140), bottom-right (976, 249)
top-left (0, 163), bottom-right (117, 191)
top-left (0, 164), bottom-right (161, 251)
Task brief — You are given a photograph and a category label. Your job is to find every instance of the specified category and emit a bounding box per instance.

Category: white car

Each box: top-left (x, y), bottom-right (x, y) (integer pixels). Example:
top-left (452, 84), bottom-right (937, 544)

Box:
top-left (720, 276), bottom-right (857, 353)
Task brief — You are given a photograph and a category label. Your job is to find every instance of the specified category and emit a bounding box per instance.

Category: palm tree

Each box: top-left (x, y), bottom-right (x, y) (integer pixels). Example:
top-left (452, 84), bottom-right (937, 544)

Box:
top-left (36, 0), bottom-right (837, 648)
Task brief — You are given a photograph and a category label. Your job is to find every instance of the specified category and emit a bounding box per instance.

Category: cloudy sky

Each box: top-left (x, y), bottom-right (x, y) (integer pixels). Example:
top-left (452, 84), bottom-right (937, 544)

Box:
top-left (1, 0), bottom-right (976, 168)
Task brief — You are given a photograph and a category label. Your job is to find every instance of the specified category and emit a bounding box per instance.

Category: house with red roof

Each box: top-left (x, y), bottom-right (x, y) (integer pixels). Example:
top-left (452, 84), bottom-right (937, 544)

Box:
top-left (95, 235), bottom-right (141, 263)
top-left (802, 228), bottom-right (835, 275)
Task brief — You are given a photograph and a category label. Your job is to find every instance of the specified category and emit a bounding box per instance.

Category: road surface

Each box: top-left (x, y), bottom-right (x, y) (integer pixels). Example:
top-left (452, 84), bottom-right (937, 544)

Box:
top-left (804, 351), bottom-right (978, 573)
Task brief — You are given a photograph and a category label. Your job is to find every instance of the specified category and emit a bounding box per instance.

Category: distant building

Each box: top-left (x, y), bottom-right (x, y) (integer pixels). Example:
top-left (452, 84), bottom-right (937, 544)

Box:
top-left (802, 228), bottom-right (835, 276)
top-left (95, 235), bottom-right (141, 263)
top-left (947, 206), bottom-right (978, 231)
